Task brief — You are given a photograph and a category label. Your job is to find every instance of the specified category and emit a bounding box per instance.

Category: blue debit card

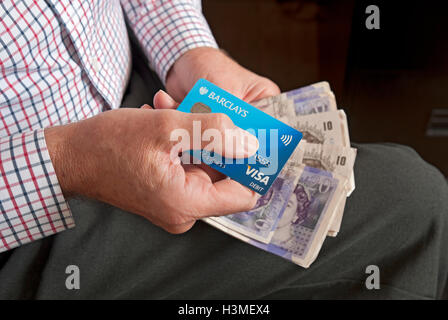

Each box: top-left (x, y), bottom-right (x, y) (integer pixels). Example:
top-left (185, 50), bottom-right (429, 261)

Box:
top-left (177, 79), bottom-right (303, 195)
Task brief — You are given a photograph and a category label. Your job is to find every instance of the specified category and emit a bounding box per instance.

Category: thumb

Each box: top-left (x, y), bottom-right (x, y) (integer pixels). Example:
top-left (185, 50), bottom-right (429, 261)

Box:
top-left (179, 112), bottom-right (259, 159)
top-left (154, 90), bottom-right (179, 109)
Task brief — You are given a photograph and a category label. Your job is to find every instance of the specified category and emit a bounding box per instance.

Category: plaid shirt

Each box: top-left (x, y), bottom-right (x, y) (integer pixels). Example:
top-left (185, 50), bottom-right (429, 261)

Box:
top-left (0, 0), bottom-right (218, 252)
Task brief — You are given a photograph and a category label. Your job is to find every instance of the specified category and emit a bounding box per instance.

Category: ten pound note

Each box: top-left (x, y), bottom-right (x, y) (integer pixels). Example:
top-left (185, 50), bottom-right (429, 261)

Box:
top-left (205, 165), bottom-right (347, 268)
top-left (201, 81), bottom-right (357, 268)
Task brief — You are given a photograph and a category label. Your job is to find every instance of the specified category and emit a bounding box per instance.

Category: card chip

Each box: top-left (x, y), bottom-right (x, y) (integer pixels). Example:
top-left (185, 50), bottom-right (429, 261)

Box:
top-left (191, 102), bottom-right (211, 113)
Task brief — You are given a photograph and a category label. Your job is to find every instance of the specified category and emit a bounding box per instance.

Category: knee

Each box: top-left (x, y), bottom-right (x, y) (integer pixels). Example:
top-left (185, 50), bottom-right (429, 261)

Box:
top-left (356, 143), bottom-right (448, 224)
top-left (388, 145), bottom-right (447, 211)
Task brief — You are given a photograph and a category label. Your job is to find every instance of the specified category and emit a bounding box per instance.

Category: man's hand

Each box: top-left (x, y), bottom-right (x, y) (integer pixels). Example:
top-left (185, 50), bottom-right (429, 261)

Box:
top-left (166, 47), bottom-right (280, 103)
top-left (45, 107), bottom-right (259, 234)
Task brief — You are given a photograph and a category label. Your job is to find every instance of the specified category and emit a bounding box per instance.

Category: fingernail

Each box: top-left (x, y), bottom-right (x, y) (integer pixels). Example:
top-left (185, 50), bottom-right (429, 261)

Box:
top-left (234, 128), bottom-right (259, 157)
top-left (158, 89), bottom-right (176, 104)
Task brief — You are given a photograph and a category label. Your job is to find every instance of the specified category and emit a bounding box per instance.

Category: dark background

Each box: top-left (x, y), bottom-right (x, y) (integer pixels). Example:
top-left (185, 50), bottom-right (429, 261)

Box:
top-left (203, 0), bottom-right (448, 176)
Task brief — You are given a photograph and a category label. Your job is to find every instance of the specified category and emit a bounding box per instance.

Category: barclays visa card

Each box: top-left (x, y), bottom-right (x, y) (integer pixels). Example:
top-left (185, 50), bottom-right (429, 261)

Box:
top-left (177, 79), bottom-right (303, 195)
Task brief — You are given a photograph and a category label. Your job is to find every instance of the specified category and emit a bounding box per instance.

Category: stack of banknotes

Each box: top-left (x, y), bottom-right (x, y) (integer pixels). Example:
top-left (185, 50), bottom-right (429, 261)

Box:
top-left (202, 82), bottom-right (357, 268)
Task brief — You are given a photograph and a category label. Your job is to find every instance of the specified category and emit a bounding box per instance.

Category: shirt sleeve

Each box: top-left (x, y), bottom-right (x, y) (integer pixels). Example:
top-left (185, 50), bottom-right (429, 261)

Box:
top-left (0, 129), bottom-right (74, 252)
top-left (121, 0), bottom-right (219, 83)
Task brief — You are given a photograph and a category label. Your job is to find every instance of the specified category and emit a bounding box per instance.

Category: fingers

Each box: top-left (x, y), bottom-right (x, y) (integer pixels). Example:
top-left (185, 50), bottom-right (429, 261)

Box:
top-left (262, 79), bottom-right (281, 97)
top-left (153, 90), bottom-right (179, 109)
top-left (244, 78), bottom-right (281, 102)
top-left (139, 90), bottom-right (178, 110)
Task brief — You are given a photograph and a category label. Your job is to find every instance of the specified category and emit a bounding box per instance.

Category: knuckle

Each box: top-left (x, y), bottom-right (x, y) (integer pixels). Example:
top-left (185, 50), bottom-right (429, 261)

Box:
top-left (163, 222), bottom-right (195, 234)
top-left (163, 225), bottom-right (183, 234)
top-left (261, 77), bottom-right (280, 95)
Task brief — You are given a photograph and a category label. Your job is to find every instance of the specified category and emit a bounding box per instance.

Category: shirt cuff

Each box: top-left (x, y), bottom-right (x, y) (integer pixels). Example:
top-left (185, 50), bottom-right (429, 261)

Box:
top-left (122, 0), bottom-right (219, 83)
top-left (0, 129), bottom-right (74, 252)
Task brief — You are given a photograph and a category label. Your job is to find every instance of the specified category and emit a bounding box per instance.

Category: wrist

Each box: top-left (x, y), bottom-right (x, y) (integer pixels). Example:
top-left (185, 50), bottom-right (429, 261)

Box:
top-left (45, 123), bottom-right (85, 197)
top-left (168, 47), bottom-right (222, 74)
top-left (165, 47), bottom-right (226, 100)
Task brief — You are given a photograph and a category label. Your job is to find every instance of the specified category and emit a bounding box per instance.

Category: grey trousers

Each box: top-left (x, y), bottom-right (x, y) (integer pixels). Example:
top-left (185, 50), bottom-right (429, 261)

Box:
top-left (1, 50), bottom-right (448, 300)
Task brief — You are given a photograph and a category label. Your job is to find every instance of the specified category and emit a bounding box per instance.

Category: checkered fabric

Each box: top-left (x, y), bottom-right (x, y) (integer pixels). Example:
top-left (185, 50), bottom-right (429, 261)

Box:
top-left (0, 0), bottom-right (218, 252)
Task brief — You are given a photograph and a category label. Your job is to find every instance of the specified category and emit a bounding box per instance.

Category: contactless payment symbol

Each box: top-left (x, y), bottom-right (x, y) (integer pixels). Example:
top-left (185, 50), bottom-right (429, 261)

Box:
top-left (280, 134), bottom-right (293, 147)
